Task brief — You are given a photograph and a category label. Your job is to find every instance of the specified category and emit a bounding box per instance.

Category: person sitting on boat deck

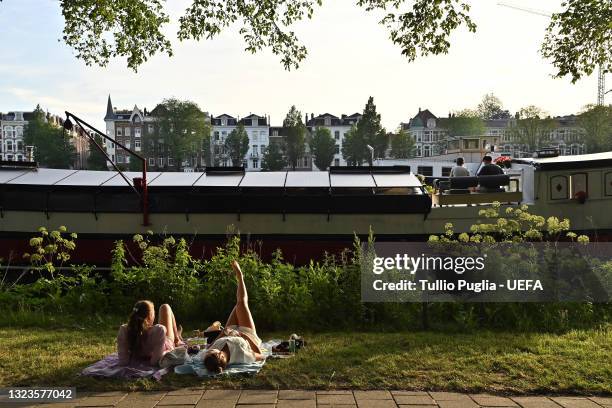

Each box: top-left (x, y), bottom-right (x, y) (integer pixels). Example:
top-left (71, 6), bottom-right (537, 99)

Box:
top-left (203, 260), bottom-right (265, 373)
top-left (117, 300), bottom-right (184, 366)
top-left (476, 155), bottom-right (505, 192)
top-left (450, 157), bottom-right (470, 177)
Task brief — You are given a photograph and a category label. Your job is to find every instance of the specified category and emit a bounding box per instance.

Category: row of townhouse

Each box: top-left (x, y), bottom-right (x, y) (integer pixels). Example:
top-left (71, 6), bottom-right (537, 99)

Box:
top-left (104, 95), bottom-right (365, 171)
top-left (104, 96), bottom-right (586, 172)
top-left (200, 111), bottom-right (362, 170)
top-left (1, 110), bottom-right (89, 168)
top-left (402, 108), bottom-right (585, 159)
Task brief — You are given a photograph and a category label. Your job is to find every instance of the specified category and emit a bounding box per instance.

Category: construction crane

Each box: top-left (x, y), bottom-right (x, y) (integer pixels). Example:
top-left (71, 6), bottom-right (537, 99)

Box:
top-left (498, 2), bottom-right (608, 105)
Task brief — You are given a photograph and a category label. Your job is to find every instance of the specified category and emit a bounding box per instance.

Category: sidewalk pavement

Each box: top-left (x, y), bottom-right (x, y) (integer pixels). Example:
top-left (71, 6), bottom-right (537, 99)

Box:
top-left (8, 389), bottom-right (611, 408)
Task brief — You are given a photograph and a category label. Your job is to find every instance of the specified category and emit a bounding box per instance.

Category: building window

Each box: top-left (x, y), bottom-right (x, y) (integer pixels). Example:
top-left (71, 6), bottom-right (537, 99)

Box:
top-left (334, 158), bottom-right (340, 166)
top-left (221, 131), bottom-right (227, 140)
top-left (16, 141), bottom-right (23, 151)
top-left (253, 132), bottom-right (258, 142)
top-left (15, 126), bottom-right (23, 137)
top-left (147, 125), bottom-right (154, 134)
top-left (168, 157), bottom-right (175, 166)
top-left (116, 128), bottom-right (123, 137)
top-left (252, 145), bottom-right (258, 155)
top-left (3, 126), bottom-right (13, 138)
top-left (158, 157), bottom-right (165, 167)
top-left (148, 157), bottom-right (155, 166)
top-left (125, 141), bottom-right (131, 149)
top-left (6, 140), bottom-right (13, 152)
top-left (135, 128), bottom-right (141, 138)
top-left (335, 144), bottom-right (340, 154)
top-left (135, 139), bottom-right (141, 151)
top-left (16, 155), bottom-right (23, 161)
top-left (335, 131), bottom-right (340, 140)
top-left (117, 155), bottom-right (125, 164)
top-left (416, 146), bottom-right (422, 157)
top-left (214, 131), bottom-right (220, 141)
top-left (124, 127), bottom-right (131, 136)
top-left (252, 159), bottom-right (259, 169)
top-left (417, 166), bottom-right (433, 177)
top-left (423, 145), bottom-right (431, 157)
top-left (6, 154), bottom-right (13, 161)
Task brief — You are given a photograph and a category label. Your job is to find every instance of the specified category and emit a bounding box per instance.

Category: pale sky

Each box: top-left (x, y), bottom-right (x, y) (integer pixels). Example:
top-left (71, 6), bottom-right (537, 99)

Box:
top-left (0, 0), bottom-right (602, 131)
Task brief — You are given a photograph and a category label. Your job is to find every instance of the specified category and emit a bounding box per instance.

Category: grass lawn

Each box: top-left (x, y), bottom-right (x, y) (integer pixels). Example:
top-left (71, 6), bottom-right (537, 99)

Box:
top-left (0, 321), bottom-right (610, 395)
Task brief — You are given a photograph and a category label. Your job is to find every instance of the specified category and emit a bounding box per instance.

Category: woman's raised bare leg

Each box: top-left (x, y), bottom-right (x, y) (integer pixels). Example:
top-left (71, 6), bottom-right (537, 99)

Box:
top-left (158, 304), bottom-right (183, 345)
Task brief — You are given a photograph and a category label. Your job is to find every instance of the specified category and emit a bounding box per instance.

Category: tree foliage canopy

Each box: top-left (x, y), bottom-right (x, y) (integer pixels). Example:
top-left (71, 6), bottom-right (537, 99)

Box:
top-left (510, 106), bottom-right (557, 152)
top-left (541, 0), bottom-right (612, 83)
top-left (225, 123), bottom-right (250, 166)
top-left (578, 104), bottom-right (612, 153)
top-left (442, 110), bottom-right (485, 137)
top-left (283, 106), bottom-right (307, 170)
top-left (261, 142), bottom-right (287, 171)
top-left (48, 0), bottom-right (609, 80)
top-left (87, 134), bottom-right (108, 170)
top-left (341, 97), bottom-right (387, 166)
top-left (310, 127), bottom-right (336, 170)
top-left (154, 98), bottom-right (210, 170)
top-left (476, 93), bottom-right (511, 120)
top-left (23, 106), bottom-right (76, 169)
top-left (390, 128), bottom-right (415, 159)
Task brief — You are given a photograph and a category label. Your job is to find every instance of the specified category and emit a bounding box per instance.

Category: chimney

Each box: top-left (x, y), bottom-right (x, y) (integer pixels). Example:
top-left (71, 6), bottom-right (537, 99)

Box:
top-left (418, 107), bottom-right (421, 113)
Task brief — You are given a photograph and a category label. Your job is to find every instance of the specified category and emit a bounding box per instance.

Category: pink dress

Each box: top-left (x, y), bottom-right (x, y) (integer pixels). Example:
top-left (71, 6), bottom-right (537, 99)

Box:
top-left (116, 324), bottom-right (175, 366)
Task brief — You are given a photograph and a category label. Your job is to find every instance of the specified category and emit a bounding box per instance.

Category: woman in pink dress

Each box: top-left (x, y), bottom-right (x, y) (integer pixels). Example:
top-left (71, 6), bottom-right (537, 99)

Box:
top-left (116, 301), bottom-right (183, 366)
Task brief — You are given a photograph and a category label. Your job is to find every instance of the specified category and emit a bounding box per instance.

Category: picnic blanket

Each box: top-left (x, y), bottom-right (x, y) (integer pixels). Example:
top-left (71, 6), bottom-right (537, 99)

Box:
top-left (80, 353), bottom-right (175, 381)
top-left (174, 339), bottom-right (281, 378)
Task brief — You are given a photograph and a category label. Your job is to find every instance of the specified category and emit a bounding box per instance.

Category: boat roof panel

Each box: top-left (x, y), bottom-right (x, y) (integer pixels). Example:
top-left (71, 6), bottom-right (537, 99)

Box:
top-left (101, 172), bottom-right (162, 186)
top-left (149, 172), bottom-right (204, 187)
top-left (285, 171), bottom-right (330, 187)
top-left (373, 173), bottom-right (422, 188)
top-left (514, 152), bottom-right (612, 171)
top-left (6, 168), bottom-right (78, 185)
top-left (54, 170), bottom-right (118, 186)
top-left (330, 173), bottom-right (375, 188)
top-left (240, 172), bottom-right (287, 187)
top-left (194, 173), bottom-right (244, 187)
top-left (0, 169), bottom-right (34, 184)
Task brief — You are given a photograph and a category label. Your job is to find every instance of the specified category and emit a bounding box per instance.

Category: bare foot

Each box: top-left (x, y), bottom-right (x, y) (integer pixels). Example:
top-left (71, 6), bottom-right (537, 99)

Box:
top-left (176, 325), bottom-right (184, 345)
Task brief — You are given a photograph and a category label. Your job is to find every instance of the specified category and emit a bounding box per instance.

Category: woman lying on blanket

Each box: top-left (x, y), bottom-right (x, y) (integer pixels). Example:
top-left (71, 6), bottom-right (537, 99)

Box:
top-left (203, 260), bottom-right (265, 373)
top-left (117, 301), bottom-right (184, 366)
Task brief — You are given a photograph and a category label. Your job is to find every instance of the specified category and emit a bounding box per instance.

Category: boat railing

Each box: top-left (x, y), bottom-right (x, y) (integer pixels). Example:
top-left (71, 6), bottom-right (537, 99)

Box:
top-left (431, 175), bottom-right (522, 206)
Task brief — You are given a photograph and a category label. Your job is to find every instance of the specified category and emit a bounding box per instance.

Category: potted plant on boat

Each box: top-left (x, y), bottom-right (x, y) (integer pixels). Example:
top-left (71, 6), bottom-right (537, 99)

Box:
top-left (494, 156), bottom-right (512, 169)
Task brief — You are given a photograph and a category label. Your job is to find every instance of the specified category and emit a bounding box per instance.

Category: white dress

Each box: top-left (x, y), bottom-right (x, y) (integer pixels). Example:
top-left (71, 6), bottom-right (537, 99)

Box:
top-left (209, 335), bottom-right (256, 364)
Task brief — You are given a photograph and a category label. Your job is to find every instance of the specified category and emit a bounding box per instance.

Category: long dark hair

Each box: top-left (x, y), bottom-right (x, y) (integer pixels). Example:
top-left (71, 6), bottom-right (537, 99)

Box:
top-left (126, 300), bottom-right (154, 359)
top-left (204, 352), bottom-right (227, 374)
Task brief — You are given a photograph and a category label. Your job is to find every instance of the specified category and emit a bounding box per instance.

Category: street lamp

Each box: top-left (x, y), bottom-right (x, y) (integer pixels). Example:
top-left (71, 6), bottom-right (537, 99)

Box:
top-left (366, 144), bottom-right (374, 166)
